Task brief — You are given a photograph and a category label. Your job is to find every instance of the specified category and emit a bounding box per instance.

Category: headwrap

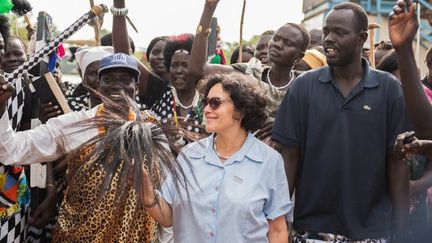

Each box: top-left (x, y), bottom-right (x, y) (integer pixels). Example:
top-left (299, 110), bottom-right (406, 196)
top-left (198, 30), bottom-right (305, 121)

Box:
top-left (302, 49), bottom-right (327, 69)
top-left (75, 46), bottom-right (114, 77)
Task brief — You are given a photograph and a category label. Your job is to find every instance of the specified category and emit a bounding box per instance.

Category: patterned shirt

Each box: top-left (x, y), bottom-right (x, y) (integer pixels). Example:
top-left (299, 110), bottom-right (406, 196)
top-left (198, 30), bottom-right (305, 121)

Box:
top-left (151, 87), bottom-right (204, 133)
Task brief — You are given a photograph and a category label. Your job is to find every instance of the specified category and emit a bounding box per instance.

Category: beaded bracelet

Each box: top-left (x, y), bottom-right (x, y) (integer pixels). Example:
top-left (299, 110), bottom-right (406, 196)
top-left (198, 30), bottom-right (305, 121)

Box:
top-left (196, 24), bottom-right (212, 36)
top-left (110, 6), bottom-right (128, 16)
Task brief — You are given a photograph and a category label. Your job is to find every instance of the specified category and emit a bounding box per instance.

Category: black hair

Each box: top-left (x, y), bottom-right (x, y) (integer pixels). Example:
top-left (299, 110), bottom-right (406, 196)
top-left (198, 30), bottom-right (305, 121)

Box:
top-left (0, 15), bottom-right (10, 45)
top-left (375, 40), bottom-right (393, 51)
top-left (284, 23), bottom-right (310, 52)
top-left (376, 50), bottom-right (398, 74)
top-left (230, 44), bottom-right (255, 64)
top-left (101, 33), bottom-right (136, 54)
top-left (203, 72), bottom-right (268, 132)
top-left (332, 2), bottom-right (368, 32)
top-left (426, 46), bottom-right (432, 64)
top-left (146, 36), bottom-right (169, 61)
top-left (261, 30), bottom-right (275, 36)
top-left (11, 0), bottom-right (32, 16)
top-left (163, 33), bottom-right (194, 70)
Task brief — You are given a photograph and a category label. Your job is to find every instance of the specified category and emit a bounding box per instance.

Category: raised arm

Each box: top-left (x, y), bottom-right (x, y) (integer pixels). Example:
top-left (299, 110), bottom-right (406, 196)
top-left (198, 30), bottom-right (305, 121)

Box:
top-left (390, 0), bottom-right (432, 138)
top-left (188, 0), bottom-right (234, 79)
top-left (0, 81), bottom-right (97, 165)
top-left (112, 0), bottom-right (154, 99)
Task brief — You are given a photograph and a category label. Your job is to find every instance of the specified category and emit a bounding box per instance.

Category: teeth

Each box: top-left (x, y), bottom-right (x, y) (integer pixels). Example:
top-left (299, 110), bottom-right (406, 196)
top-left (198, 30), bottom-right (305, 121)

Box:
top-left (110, 94), bottom-right (122, 98)
top-left (326, 48), bottom-right (335, 54)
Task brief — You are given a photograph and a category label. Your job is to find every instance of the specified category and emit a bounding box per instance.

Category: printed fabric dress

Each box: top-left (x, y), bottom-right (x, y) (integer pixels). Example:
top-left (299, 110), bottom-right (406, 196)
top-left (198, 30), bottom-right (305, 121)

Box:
top-left (151, 87), bottom-right (204, 134)
top-left (52, 105), bottom-right (158, 242)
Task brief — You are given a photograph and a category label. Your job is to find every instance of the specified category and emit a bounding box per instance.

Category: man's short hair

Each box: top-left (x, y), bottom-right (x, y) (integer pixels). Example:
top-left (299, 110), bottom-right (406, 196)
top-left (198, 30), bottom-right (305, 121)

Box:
top-left (332, 2), bottom-right (368, 33)
top-left (101, 33), bottom-right (136, 54)
top-left (261, 30), bottom-right (275, 36)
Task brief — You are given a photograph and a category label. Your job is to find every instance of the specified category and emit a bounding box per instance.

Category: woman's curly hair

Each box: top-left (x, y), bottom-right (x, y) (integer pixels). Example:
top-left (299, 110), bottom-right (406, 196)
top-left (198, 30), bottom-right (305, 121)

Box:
top-left (163, 33), bottom-right (194, 70)
top-left (203, 72), bottom-right (268, 132)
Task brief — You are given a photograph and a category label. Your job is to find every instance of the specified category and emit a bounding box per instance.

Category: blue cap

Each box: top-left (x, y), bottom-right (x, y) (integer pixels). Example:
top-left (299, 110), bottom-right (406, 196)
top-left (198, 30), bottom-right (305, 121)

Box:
top-left (98, 53), bottom-right (140, 81)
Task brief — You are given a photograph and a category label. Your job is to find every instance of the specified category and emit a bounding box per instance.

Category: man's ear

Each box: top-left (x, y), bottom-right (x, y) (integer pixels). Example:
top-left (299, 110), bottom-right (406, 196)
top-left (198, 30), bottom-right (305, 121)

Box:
top-left (297, 51), bottom-right (305, 62)
top-left (359, 30), bottom-right (368, 46)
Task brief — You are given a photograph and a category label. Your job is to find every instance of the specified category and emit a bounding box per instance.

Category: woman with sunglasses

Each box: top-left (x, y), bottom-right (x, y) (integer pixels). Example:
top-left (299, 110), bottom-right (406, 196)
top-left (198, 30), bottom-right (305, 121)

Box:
top-left (142, 72), bottom-right (292, 243)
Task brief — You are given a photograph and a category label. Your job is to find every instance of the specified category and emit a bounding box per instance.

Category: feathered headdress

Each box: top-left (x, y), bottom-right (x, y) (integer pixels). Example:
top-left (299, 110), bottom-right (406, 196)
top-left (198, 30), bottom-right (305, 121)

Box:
top-left (66, 92), bottom-right (199, 207)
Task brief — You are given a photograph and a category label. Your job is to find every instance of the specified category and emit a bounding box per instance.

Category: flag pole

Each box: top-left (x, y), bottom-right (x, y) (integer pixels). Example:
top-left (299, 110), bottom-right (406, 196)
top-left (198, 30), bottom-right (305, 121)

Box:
top-left (239, 0), bottom-right (246, 63)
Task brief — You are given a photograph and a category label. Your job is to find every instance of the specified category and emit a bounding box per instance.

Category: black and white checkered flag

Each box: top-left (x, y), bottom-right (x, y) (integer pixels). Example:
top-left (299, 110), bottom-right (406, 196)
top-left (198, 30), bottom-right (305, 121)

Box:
top-left (4, 5), bottom-right (107, 130)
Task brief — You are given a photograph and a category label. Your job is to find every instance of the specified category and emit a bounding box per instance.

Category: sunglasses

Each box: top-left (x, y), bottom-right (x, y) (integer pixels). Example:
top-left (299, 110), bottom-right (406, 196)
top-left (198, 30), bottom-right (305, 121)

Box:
top-left (202, 97), bottom-right (232, 110)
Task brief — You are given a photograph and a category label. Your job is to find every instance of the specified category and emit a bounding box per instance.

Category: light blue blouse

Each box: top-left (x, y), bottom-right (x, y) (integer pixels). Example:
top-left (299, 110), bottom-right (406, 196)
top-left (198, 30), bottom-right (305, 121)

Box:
top-left (160, 133), bottom-right (292, 243)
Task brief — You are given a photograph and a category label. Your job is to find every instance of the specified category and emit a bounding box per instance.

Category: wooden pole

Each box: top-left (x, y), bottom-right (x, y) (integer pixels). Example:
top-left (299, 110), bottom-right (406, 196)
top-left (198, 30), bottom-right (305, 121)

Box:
top-left (416, 3), bottom-right (421, 65)
top-left (90, 0), bottom-right (101, 46)
top-left (239, 0), bottom-right (246, 63)
top-left (368, 23), bottom-right (381, 68)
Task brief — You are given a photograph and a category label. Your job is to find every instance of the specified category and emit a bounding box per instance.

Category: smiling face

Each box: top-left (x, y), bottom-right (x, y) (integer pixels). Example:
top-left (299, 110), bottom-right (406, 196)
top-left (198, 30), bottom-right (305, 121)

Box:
top-left (83, 61), bottom-right (100, 91)
top-left (99, 67), bottom-right (137, 104)
top-left (322, 9), bottom-right (366, 67)
top-left (254, 33), bottom-right (273, 65)
top-left (267, 25), bottom-right (303, 67)
top-left (170, 51), bottom-right (194, 92)
top-left (149, 40), bottom-right (168, 76)
top-left (204, 83), bottom-right (241, 134)
top-left (2, 37), bottom-right (24, 73)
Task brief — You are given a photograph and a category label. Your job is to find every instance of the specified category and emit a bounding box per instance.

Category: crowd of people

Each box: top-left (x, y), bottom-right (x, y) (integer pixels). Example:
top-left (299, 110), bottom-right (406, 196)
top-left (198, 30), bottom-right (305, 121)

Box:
top-left (0, 0), bottom-right (430, 242)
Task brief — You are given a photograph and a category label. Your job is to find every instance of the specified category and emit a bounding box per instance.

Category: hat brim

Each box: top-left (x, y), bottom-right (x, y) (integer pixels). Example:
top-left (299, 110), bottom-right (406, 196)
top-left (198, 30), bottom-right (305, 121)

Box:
top-left (98, 64), bottom-right (141, 82)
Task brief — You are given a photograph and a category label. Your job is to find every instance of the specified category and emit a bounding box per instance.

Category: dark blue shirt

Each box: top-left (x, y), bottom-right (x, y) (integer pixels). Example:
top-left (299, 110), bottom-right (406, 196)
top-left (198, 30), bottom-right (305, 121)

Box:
top-left (272, 59), bottom-right (409, 239)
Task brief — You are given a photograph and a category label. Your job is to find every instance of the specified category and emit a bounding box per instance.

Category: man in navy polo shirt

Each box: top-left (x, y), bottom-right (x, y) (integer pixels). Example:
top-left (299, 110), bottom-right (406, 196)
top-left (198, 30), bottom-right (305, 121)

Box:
top-left (272, 2), bottom-right (409, 242)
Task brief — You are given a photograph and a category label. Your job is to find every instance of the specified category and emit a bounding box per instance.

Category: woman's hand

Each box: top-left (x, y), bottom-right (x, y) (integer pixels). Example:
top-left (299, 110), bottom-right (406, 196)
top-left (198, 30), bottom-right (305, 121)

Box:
top-left (140, 168), bottom-right (157, 206)
top-left (206, 0), bottom-right (219, 8)
top-left (140, 167), bottom-right (173, 227)
top-left (395, 131), bottom-right (432, 159)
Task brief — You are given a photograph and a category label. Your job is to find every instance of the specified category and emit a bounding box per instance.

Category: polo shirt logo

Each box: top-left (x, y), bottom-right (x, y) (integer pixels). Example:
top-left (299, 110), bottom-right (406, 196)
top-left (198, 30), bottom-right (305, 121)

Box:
top-left (363, 105), bottom-right (371, 111)
top-left (233, 176), bottom-right (243, 183)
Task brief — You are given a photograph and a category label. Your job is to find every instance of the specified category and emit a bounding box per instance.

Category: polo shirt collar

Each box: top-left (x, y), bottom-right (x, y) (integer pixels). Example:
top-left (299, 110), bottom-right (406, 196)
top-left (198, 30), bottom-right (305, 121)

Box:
top-left (318, 58), bottom-right (379, 88)
top-left (191, 133), bottom-right (264, 167)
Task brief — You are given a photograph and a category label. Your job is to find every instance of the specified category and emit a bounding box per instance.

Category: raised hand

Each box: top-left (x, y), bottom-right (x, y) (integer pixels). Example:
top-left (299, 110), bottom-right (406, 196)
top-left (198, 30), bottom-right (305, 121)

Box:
top-left (395, 131), bottom-right (432, 159)
top-left (389, 0), bottom-right (419, 49)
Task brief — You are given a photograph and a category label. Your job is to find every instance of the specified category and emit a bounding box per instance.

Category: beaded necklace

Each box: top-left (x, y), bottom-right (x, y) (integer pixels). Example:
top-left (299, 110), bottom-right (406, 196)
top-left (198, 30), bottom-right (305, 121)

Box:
top-left (266, 68), bottom-right (295, 90)
top-left (171, 88), bottom-right (200, 127)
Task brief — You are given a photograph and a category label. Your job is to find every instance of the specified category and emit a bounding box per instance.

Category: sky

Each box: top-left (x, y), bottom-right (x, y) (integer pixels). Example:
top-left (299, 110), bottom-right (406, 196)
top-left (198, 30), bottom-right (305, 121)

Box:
top-left (24, 0), bottom-right (304, 48)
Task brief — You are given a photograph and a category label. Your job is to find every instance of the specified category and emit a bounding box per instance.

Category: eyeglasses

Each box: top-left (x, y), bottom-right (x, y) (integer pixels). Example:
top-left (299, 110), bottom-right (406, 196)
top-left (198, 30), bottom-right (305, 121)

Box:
top-left (202, 97), bottom-right (232, 110)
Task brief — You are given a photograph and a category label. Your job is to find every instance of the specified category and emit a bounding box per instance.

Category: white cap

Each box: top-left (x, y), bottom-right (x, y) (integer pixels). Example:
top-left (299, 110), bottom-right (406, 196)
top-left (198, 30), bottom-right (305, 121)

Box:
top-left (75, 46), bottom-right (114, 77)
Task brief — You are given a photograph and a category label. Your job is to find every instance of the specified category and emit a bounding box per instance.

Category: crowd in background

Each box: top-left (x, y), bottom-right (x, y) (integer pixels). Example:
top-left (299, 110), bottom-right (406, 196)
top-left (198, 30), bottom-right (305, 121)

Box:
top-left (0, 0), bottom-right (430, 242)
